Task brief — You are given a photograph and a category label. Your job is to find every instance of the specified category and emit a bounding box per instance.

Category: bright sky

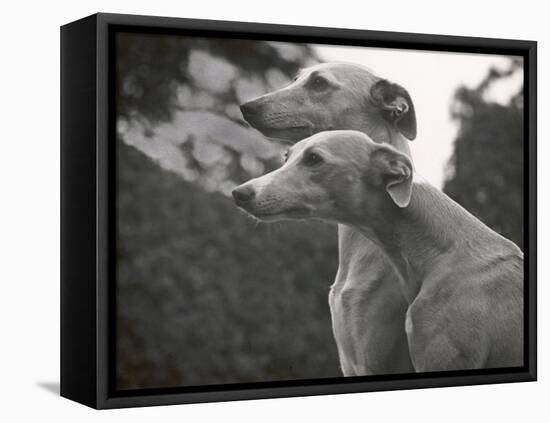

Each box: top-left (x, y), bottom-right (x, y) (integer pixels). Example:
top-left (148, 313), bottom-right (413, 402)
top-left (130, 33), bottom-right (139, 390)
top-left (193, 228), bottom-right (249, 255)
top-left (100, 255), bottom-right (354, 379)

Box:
top-left (314, 44), bottom-right (523, 188)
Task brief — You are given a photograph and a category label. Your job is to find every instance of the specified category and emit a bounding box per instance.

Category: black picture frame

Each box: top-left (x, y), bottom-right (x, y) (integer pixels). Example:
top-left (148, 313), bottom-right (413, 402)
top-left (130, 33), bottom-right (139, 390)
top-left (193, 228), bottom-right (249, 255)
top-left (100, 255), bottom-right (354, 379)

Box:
top-left (60, 12), bottom-right (537, 409)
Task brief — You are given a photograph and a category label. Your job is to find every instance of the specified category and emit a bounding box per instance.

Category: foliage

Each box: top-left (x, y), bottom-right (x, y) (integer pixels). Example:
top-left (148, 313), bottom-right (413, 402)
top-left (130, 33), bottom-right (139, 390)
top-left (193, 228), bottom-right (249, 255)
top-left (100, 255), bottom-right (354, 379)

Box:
top-left (117, 142), bottom-right (340, 388)
top-left (116, 33), bottom-right (318, 195)
top-left (115, 32), bottom-right (524, 389)
top-left (444, 59), bottom-right (524, 249)
top-left (115, 34), bottom-right (340, 389)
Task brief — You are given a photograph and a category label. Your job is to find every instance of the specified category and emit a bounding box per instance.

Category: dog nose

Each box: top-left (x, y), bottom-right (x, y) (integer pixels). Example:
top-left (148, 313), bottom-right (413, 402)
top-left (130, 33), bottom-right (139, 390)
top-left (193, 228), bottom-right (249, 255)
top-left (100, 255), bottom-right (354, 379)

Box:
top-left (240, 101), bottom-right (258, 121)
top-left (232, 185), bottom-right (256, 204)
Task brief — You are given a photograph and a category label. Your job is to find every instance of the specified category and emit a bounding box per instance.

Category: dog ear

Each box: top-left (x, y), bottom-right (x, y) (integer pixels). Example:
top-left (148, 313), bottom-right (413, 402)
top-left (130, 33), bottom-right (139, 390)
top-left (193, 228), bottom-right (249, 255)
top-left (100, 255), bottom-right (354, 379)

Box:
top-left (372, 145), bottom-right (413, 208)
top-left (370, 80), bottom-right (417, 140)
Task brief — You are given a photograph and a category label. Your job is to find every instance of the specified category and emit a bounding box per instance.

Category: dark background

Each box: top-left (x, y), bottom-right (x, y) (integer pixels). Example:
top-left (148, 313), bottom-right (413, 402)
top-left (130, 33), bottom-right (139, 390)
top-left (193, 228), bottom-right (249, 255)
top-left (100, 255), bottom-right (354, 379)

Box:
top-left (115, 32), bottom-right (524, 389)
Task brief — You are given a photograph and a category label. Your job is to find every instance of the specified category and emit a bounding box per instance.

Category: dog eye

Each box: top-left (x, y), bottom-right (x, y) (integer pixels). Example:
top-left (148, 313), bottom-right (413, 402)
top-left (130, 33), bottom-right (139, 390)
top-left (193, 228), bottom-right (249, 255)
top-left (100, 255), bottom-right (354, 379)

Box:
top-left (302, 151), bottom-right (324, 167)
top-left (310, 76), bottom-right (329, 91)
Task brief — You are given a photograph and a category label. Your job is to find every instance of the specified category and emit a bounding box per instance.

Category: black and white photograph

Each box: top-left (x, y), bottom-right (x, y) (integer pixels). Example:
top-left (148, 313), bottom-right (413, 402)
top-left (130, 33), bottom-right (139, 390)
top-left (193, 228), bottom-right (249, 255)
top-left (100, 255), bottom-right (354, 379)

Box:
top-left (115, 30), bottom-right (527, 390)
top-left (4, 0), bottom-right (549, 421)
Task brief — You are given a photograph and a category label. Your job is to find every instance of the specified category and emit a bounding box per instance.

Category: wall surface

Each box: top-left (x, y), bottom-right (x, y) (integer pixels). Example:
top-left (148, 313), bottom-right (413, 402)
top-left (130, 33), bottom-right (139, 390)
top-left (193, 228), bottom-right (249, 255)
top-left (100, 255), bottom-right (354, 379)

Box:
top-left (1, 0), bottom-right (546, 421)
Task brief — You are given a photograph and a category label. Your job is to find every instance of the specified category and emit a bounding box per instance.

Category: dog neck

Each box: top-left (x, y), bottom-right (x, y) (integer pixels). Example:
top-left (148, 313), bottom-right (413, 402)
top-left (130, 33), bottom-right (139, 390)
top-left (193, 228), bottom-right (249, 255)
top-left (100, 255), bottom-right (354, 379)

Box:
top-left (356, 122), bottom-right (412, 159)
top-left (335, 123), bottom-right (412, 288)
top-left (353, 176), bottom-right (497, 303)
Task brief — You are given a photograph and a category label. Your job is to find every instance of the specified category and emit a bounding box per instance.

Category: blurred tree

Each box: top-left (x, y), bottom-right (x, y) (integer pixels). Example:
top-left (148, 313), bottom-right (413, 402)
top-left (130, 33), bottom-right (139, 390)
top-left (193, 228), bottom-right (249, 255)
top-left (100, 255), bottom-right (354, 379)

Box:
top-left (444, 58), bottom-right (524, 249)
top-left (116, 32), bottom-right (319, 194)
top-left (114, 33), bottom-right (342, 389)
top-left (117, 141), bottom-right (340, 388)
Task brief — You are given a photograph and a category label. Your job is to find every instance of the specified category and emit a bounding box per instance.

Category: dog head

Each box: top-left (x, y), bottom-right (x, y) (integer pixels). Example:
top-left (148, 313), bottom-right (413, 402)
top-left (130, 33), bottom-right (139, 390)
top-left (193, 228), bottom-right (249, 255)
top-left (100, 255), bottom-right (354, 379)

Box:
top-left (240, 62), bottom-right (417, 144)
top-left (232, 130), bottom-right (413, 224)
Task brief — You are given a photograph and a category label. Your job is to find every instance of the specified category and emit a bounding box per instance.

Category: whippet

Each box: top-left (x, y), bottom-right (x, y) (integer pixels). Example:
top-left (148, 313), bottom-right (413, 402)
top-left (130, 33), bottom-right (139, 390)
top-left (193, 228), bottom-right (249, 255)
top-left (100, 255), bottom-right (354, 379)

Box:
top-left (232, 130), bottom-right (524, 372)
top-left (240, 63), bottom-right (416, 375)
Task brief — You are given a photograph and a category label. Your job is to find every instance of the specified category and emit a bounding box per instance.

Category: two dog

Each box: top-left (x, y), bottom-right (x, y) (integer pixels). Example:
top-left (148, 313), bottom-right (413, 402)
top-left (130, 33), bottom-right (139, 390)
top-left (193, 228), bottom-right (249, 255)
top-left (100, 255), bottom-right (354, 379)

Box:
top-left (234, 63), bottom-right (523, 373)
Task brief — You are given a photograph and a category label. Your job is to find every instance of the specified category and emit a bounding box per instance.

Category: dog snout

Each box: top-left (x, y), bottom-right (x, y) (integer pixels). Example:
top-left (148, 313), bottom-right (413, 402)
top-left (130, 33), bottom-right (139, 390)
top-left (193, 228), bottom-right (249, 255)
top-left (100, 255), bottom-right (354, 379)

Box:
top-left (232, 184), bottom-right (256, 205)
top-left (240, 100), bottom-right (260, 122)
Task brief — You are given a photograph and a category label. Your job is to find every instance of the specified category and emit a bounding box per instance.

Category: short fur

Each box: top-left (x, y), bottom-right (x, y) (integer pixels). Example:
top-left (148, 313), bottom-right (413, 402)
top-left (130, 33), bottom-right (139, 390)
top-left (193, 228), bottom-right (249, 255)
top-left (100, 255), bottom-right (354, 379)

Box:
top-left (239, 63), bottom-right (418, 375)
top-left (233, 131), bottom-right (524, 371)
